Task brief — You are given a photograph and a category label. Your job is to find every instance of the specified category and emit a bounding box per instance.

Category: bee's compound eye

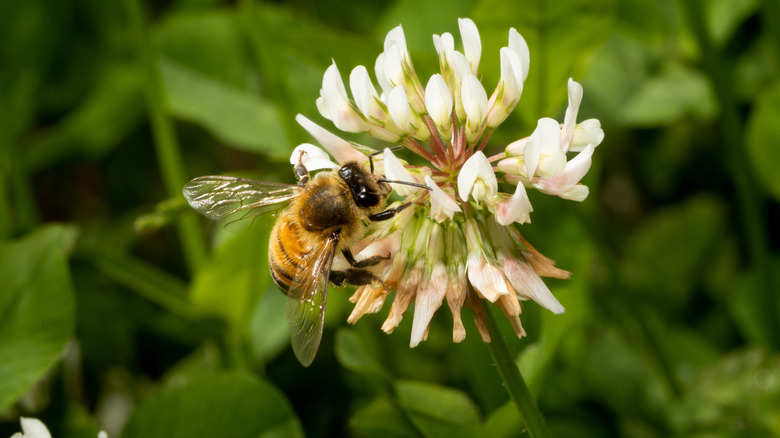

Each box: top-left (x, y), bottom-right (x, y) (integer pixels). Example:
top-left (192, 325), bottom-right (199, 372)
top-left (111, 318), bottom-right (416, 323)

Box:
top-left (356, 192), bottom-right (379, 207)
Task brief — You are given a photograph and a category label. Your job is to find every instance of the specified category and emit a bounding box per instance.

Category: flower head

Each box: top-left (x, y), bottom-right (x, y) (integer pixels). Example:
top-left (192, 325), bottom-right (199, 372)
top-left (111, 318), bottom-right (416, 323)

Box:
top-left (298, 18), bottom-right (601, 345)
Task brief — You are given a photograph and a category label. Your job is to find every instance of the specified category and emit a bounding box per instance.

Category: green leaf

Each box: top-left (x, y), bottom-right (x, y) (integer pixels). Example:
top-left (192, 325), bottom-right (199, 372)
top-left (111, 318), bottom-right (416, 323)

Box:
top-left (121, 373), bottom-right (303, 438)
top-left (25, 62), bottom-right (144, 172)
top-left (160, 57), bottom-right (290, 158)
top-left (395, 380), bottom-right (481, 438)
top-left (619, 62), bottom-right (716, 127)
top-left (0, 224), bottom-right (77, 411)
top-left (190, 227), bottom-right (272, 327)
top-left (707, 0), bottom-right (759, 46)
top-left (335, 328), bottom-right (392, 386)
top-left (479, 402), bottom-right (523, 438)
top-left (248, 285), bottom-right (290, 363)
top-left (624, 195), bottom-right (726, 312)
top-left (746, 80), bottom-right (780, 202)
top-left (349, 396), bottom-right (422, 438)
top-left (473, 0), bottom-right (616, 125)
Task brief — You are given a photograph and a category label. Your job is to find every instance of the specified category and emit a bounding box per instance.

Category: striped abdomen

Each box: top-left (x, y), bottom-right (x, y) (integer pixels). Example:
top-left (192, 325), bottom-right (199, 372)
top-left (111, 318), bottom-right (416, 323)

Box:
top-left (269, 213), bottom-right (309, 294)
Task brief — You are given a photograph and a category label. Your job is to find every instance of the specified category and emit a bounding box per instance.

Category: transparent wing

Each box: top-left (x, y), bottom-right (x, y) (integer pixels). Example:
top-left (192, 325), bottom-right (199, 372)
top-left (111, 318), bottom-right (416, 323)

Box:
top-left (286, 235), bottom-right (337, 367)
top-left (183, 176), bottom-right (300, 222)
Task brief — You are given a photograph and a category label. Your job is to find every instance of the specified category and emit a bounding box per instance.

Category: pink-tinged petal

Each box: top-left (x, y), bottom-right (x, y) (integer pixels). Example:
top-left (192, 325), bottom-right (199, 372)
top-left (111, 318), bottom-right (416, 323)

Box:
top-left (295, 114), bottom-right (369, 164)
top-left (570, 118), bottom-right (604, 152)
top-left (499, 251), bottom-right (565, 314)
top-left (457, 151), bottom-right (497, 202)
top-left (505, 137), bottom-right (528, 156)
top-left (384, 148), bottom-right (421, 195)
top-left (496, 182), bottom-right (533, 225)
top-left (524, 118), bottom-right (561, 178)
top-left (535, 144), bottom-right (594, 196)
top-left (458, 18), bottom-right (481, 76)
top-left (508, 28), bottom-right (530, 82)
top-left (20, 418), bottom-right (52, 438)
top-left (290, 144), bottom-right (339, 171)
top-left (562, 78), bottom-right (583, 149)
top-left (496, 156), bottom-right (526, 176)
top-left (410, 263), bottom-right (447, 347)
top-left (426, 176), bottom-right (461, 222)
top-left (467, 253), bottom-right (511, 302)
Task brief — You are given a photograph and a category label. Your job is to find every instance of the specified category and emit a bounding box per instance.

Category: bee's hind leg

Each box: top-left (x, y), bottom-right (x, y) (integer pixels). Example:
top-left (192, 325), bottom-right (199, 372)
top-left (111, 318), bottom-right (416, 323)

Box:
top-left (329, 268), bottom-right (383, 288)
top-left (341, 248), bottom-right (390, 268)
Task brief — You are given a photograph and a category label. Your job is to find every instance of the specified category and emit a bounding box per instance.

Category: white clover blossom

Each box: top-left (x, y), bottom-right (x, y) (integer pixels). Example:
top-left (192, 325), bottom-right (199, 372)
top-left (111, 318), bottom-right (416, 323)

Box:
top-left (297, 18), bottom-right (602, 345)
top-left (11, 417), bottom-right (108, 438)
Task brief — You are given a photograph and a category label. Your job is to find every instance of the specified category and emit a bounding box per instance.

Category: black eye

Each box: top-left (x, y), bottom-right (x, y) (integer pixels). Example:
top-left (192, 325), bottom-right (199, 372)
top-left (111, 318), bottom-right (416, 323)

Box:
top-left (356, 192), bottom-right (379, 207)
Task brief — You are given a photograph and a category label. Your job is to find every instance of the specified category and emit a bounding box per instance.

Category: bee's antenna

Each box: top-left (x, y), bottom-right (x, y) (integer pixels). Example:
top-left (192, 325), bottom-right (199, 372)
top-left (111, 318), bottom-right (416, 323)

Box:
top-left (378, 179), bottom-right (432, 191)
top-left (368, 146), bottom-right (404, 174)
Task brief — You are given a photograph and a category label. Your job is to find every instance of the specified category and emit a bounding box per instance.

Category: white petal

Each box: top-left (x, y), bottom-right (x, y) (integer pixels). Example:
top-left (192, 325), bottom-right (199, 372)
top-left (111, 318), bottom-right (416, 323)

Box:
top-left (410, 263), bottom-right (447, 347)
top-left (374, 53), bottom-right (391, 94)
top-left (508, 28), bottom-right (530, 82)
top-left (426, 175), bottom-right (461, 222)
top-left (424, 74), bottom-right (453, 130)
top-left (570, 118), bottom-right (604, 152)
top-left (524, 118), bottom-right (560, 178)
top-left (384, 25), bottom-right (408, 56)
top-left (349, 65), bottom-right (379, 117)
top-left (559, 184), bottom-right (589, 201)
top-left (457, 151), bottom-right (496, 202)
top-left (500, 47), bottom-right (524, 99)
top-left (496, 182), bottom-right (533, 225)
top-left (382, 44), bottom-right (405, 87)
top-left (98, 432), bottom-right (109, 438)
top-left (295, 114), bottom-right (369, 164)
top-left (20, 418), bottom-right (52, 438)
top-left (383, 148), bottom-right (420, 196)
top-left (461, 74), bottom-right (488, 133)
top-left (290, 144), bottom-right (339, 171)
top-left (319, 62), bottom-right (369, 132)
top-left (458, 18), bottom-right (481, 76)
top-left (562, 78), bottom-right (583, 149)
top-left (387, 86), bottom-right (413, 133)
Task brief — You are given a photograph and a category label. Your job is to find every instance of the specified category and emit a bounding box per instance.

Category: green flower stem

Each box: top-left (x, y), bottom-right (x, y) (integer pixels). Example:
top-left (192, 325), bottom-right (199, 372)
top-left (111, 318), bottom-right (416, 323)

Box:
top-left (484, 305), bottom-right (551, 438)
top-left (124, 0), bottom-right (206, 274)
top-left (680, 0), bottom-right (778, 348)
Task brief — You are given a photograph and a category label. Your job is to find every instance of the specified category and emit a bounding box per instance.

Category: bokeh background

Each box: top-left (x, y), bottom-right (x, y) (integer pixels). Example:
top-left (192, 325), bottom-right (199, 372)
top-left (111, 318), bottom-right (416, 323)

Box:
top-left (1, 0), bottom-right (778, 437)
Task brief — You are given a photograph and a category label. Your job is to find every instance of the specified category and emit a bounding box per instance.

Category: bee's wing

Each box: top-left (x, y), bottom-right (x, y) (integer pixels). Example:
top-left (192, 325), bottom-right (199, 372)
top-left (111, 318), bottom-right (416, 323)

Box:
top-left (286, 234), bottom-right (338, 367)
top-left (183, 176), bottom-right (300, 222)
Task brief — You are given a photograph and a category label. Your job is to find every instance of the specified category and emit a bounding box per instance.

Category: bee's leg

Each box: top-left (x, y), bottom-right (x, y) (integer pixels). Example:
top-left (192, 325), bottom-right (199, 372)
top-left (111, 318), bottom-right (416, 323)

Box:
top-left (341, 248), bottom-right (390, 268)
top-left (368, 202), bottom-right (414, 222)
top-left (294, 150), bottom-right (310, 185)
top-left (329, 268), bottom-right (384, 288)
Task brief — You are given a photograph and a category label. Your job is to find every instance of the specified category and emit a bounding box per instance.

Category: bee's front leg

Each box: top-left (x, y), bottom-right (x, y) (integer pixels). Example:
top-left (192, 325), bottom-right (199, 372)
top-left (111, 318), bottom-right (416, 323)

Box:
top-left (294, 151), bottom-right (310, 185)
top-left (367, 202), bottom-right (414, 222)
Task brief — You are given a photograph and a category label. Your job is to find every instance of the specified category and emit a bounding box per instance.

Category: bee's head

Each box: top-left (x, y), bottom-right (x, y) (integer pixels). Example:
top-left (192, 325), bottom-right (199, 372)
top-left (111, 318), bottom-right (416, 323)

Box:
top-left (338, 162), bottom-right (391, 209)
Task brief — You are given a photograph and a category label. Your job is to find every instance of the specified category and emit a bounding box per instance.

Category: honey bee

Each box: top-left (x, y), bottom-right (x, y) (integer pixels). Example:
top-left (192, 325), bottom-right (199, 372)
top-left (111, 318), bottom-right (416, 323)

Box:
top-left (183, 151), bottom-right (427, 366)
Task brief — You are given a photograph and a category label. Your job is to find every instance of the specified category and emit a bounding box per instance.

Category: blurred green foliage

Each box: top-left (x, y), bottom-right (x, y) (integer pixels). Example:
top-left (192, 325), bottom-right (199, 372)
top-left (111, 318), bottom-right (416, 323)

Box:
top-left (0, 0), bottom-right (778, 437)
